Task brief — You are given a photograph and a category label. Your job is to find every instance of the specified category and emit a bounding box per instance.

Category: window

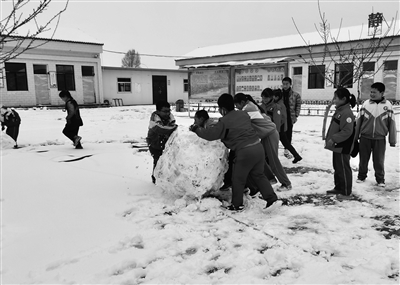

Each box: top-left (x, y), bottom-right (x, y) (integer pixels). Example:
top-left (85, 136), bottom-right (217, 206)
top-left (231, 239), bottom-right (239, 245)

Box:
top-left (293, 67), bottom-right (302, 75)
top-left (5, 62), bottom-right (28, 91)
top-left (334, 63), bottom-right (353, 88)
top-left (82, 66), bottom-right (94, 76)
top-left (33, 64), bottom-right (47, 74)
top-left (361, 62), bottom-right (375, 95)
top-left (383, 60), bottom-right (398, 98)
top-left (308, 65), bottom-right (325, 89)
top-left (183, 79), bottom-right (188, 92)
top-left (363, 62), bottom-right (375, 72)
top-left (384, 60), bottom-right (398, 71)
top-left (56, 65), bottom-right (75, 91)
top-left (118, 78), bottom-right (131, 92)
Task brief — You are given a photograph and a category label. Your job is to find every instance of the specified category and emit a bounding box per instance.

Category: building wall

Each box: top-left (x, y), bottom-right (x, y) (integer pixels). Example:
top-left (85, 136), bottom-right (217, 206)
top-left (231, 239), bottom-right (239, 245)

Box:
top-left (102, 67), bottom-right (188, 105)
top-left (287, 52), bottom-right (400, 101)
top-left (0, 39), bottom-right (103, 107)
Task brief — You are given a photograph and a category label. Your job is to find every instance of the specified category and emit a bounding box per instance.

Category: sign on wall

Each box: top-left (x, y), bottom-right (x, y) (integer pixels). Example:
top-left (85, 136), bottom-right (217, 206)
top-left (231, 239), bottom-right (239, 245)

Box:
top-left (49, 71), bottom-right (57, 88)
top-left (189, 69), bottom-right (229, 100)
top-left (234, 65), bottom-right (285, 101)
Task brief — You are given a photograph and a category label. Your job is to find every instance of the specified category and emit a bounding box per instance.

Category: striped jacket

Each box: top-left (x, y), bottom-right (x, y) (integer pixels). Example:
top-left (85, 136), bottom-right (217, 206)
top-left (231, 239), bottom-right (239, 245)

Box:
top-left (355, 99), bottom-right (397, 146)
top-left (243, 101), bottom-right (276, 139)
top-left (146, 111), bottom-right (177, 150)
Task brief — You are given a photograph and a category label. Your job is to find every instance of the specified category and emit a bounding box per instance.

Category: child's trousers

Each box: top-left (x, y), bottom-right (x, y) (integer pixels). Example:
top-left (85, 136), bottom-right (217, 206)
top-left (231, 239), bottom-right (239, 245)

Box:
top-left (231, 143), bottom-right (277, 208)
top-left (358, 137), bottom-right (386, 183)
top-left (333, 152), bottom-right (352, 195)
top-left (262, 130), bottom-right (291, 186)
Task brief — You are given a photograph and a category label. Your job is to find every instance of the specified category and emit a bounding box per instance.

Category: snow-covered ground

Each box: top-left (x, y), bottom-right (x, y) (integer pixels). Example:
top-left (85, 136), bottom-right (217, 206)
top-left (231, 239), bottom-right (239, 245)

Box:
top-left (1, 105), bottom-right (399, 284)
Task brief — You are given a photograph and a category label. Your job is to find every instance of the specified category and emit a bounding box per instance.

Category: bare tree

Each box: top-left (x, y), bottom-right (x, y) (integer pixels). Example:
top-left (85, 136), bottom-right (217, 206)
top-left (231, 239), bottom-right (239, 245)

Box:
top-left (292, 1), bottom-right (398, 139)
top-left (0, 0), bottom-right (69, 64)
top-left (121, 49), bottom-right (141, 68)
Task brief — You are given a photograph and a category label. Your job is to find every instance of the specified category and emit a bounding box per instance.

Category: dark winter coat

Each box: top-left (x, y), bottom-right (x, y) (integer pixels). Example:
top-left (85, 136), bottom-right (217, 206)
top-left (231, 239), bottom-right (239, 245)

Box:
top-left (325, 103), bottom-right (355, 154)
top-left (1, 109), bottom-right (21, 127)
top-left (65, 98), bottom-right (83, 126)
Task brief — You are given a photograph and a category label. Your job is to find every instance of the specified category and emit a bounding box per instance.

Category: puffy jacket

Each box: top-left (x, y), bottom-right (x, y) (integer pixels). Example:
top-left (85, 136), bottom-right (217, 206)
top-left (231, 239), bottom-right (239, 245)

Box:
top-left (146, 111), bottom-right (177, 150)
top-left (355, 98), bottom-right (397, 146)
top-left (194, 110), bottom-right (259, 151)
top-left (282, 88), bottom-right (302, 124)
top-left (325, 103), bottom-right (356, 154)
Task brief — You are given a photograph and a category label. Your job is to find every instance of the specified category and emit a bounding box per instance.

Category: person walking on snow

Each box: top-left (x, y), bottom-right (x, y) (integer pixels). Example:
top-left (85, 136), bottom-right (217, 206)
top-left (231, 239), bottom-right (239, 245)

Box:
top-left (59, 90), bottom-right (84, 149)
top-left (281, 77), bottom-right (302, 159)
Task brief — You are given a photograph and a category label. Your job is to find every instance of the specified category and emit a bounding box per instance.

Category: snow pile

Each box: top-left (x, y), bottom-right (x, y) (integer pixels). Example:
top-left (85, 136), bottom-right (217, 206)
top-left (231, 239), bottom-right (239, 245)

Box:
top-left (154, 127), bottom-right (229, 198)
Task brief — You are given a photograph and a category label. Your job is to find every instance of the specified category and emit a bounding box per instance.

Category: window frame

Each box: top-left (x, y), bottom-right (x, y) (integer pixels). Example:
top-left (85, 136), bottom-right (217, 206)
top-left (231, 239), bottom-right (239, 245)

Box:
top-left (334, 63), bottom-right (354, 88)
top-left (183, 79), bottom-right (189, 92)
top-left (117, 77), bottom-right (132, 92)
top-left (56, 64), bottom-right (76, 91)
top-left (308, 65), bottom-right (325, 89)
top-left (5, 62), bottom-right (28, 91)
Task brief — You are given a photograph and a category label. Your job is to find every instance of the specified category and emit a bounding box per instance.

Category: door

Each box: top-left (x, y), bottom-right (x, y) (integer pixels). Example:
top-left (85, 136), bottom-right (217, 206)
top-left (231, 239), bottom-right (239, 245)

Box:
top-left (152, 75), bottom-right (168, 104)
top-left (33, 65), bottom-right (50, 105)
top-left (82, 66), bottom-right (96, 104)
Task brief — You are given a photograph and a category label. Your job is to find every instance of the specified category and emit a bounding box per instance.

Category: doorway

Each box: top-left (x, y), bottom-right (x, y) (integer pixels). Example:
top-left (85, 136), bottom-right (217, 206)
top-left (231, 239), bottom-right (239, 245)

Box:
top-left (152, 75), bottom-right (168, 104)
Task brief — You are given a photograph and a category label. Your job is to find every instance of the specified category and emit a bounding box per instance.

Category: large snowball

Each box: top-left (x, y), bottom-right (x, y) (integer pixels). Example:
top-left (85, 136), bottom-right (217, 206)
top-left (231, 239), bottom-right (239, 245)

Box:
top-left (154, 127), bottom-right (229, 199)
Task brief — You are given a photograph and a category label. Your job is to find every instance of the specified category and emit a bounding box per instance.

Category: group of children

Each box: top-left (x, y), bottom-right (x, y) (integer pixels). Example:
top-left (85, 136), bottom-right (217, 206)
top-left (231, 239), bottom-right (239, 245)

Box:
top-left (147, 80), bottom-right (397, 212)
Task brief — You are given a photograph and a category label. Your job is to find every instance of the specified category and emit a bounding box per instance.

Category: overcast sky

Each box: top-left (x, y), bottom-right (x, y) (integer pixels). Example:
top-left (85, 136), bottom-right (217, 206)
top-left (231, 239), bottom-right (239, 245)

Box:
top-left (2, 0), bottom-right (399, 69)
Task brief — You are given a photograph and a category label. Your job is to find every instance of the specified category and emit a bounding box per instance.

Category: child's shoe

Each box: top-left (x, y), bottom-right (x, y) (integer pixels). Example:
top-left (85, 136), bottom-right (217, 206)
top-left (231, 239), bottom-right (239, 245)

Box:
top-left (264, 198), bottom-right (282, 213)
top-left (377, 182), bottom-right (385, 188)
top-left (326, 189), bottom-right (342, 195)
top-left (292, 156), bottom-right (302, 164)
top-left (73, 136), bottom-right (82, 146)
top-left (356, 179), bottom-right (365, 183)
top-left (225, 204), bottom-right (245, 212)
top-left (284, 149), bottom-right (293, 159)
top-left (336, 194), bottom-right (354, 201)
top-left (278, 184), bottom-right (292, 191)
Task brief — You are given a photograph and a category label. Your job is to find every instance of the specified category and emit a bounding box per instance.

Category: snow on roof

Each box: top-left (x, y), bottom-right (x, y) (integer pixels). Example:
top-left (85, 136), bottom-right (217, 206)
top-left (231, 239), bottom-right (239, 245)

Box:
top-left (181, 20), bottom-right (399, 59)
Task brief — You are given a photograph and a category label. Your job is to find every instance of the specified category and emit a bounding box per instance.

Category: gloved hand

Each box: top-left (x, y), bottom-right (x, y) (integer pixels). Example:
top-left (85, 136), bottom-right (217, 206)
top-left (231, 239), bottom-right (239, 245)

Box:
top-left (189, 124), bottom-right (199, 132)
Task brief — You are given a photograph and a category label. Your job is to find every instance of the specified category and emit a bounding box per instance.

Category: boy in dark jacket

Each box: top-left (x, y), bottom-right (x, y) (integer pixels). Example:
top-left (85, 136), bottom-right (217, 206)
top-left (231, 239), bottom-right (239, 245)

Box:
top-left (325, 88), bottom-right (356, 198)
top-left (1, 106), bottom-right (21, 148)
top-left (146, 101), bottom-right (178, 184)
top-left (59, 90), bottom-right (84, 149)
top-left (190, 93), bottom-right (280, 212)
top-left (355, 82), bottom-right (397, 188)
